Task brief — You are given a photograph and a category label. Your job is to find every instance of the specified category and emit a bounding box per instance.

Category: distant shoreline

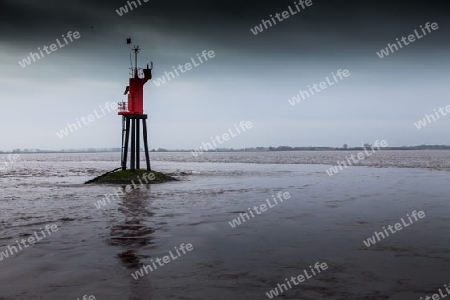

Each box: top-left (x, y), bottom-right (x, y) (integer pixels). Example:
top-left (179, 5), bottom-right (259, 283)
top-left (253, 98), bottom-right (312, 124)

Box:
top-left (3, 145), bottom-right (450, 154)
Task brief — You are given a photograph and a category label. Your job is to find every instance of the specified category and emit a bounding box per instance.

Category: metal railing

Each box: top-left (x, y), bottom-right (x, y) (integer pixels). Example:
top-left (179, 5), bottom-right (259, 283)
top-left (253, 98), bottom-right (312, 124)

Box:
top-left (118, 102), bottom-right (128, 112)
top-left (129, 67), bottom-right (145, 78)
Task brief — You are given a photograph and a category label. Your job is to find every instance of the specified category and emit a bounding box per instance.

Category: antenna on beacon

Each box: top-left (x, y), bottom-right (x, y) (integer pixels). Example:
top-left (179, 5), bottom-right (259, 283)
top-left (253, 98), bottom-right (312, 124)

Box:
top-left (132, 45), bottom-right (141, 76)
top-left (125, 37), bottom-right (133, 69)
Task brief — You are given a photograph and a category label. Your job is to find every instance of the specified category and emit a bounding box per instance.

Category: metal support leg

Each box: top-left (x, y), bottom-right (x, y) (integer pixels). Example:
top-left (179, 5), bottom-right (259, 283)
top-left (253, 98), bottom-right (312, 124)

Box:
top-left (121, 116), bottom-right (126, 169)
top-left (130, 118), bottom-right (136, 171)
top-left (122, 117), bottom-right (130, 170)
top-left (142, 119), bottom-right (151, 171)
top-left (136, 119), bottom-right (140, 170)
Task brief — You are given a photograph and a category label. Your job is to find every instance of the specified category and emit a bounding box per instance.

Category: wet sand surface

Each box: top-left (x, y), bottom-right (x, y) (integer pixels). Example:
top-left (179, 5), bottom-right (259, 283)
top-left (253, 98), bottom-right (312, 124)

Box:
top-left (0, 153), bottom-right (449, 299)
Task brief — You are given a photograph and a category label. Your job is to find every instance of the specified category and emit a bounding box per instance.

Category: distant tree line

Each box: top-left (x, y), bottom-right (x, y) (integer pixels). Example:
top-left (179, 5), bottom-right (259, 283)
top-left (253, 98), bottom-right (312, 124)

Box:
top-left (1, 145), bottom-right (450, 153)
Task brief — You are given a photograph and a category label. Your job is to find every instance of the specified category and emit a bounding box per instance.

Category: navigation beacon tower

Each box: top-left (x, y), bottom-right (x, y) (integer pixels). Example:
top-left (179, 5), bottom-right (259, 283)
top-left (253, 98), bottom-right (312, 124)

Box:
top-left (118, 38), bottom-right (153, 171)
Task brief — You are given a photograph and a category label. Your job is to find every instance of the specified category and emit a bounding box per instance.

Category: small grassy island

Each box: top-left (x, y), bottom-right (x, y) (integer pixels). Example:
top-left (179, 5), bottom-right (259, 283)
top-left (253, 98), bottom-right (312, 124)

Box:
top-left (85, 169), bottom-right (178, 184)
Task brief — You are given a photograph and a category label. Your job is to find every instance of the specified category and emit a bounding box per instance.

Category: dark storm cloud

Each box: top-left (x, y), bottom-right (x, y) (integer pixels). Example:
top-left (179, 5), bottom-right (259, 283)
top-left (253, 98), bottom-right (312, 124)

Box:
top-left (1, 0), bottom-right (450, 149)
top-left (2, 0), bottom-right (449, 52)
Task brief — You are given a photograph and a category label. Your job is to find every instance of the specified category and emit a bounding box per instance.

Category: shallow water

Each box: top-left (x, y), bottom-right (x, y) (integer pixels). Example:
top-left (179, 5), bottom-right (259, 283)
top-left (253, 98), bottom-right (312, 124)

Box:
top-left (0, 152), bottom-right (449, 299)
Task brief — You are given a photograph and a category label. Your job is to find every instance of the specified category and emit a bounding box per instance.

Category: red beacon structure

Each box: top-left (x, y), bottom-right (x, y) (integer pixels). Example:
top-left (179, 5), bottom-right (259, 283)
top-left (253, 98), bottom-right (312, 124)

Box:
top-left (118, 39), bottom-right (153, 171)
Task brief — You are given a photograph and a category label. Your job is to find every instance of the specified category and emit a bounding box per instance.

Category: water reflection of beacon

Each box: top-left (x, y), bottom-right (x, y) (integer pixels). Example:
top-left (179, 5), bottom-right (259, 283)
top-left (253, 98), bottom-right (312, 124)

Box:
top-left (118, 38), bottom-right (153, 171)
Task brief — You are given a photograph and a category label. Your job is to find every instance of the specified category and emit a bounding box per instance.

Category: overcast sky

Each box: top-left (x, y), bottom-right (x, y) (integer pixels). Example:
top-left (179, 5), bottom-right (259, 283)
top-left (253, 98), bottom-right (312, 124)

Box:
top-left (1, 0), bottom-right (449, 150)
